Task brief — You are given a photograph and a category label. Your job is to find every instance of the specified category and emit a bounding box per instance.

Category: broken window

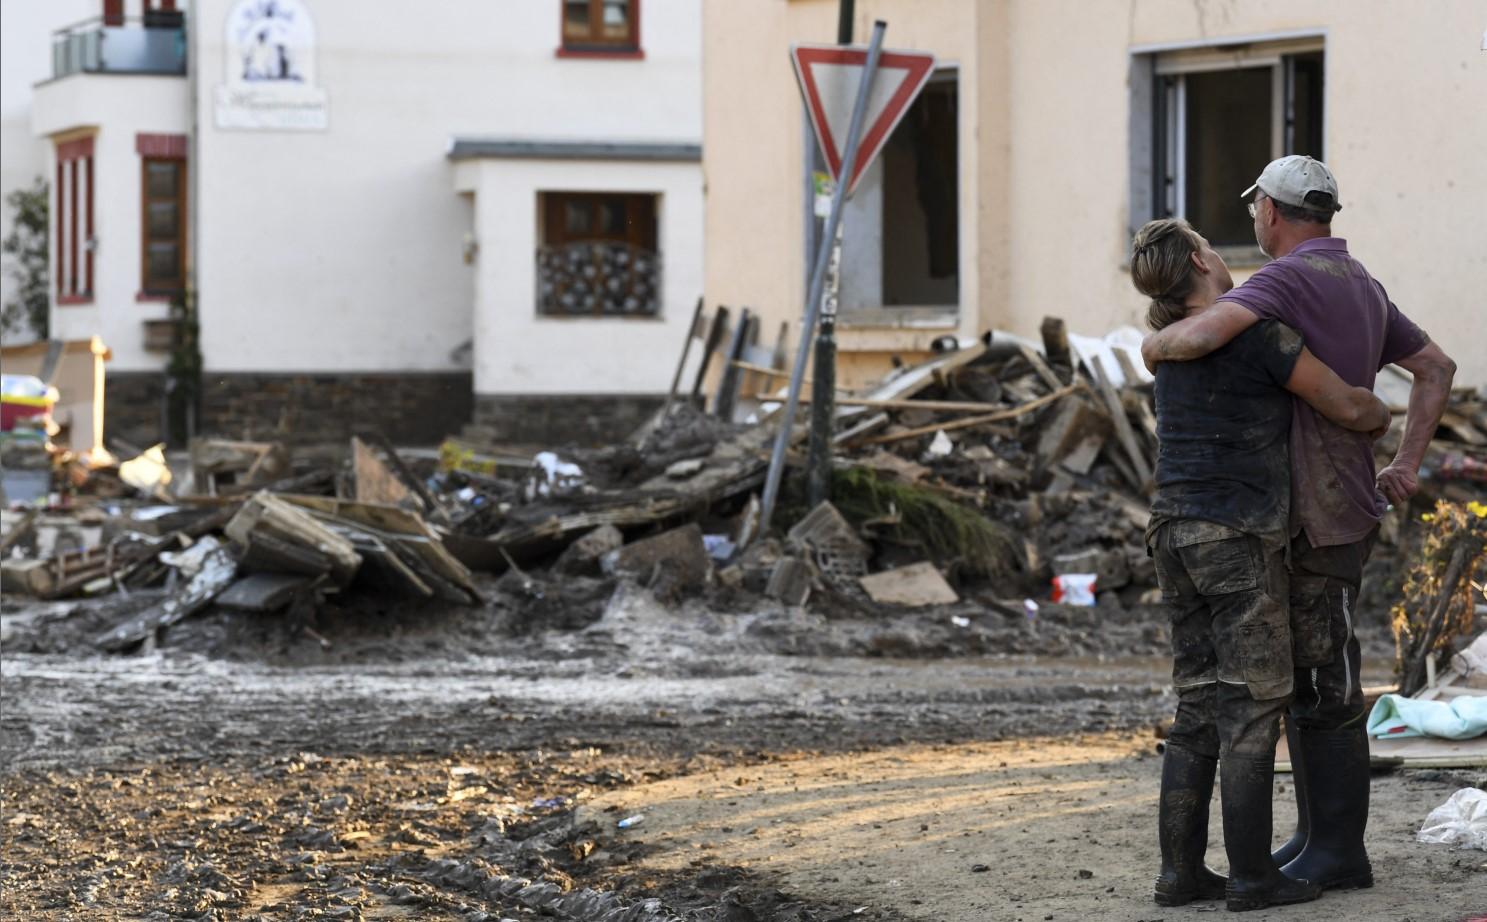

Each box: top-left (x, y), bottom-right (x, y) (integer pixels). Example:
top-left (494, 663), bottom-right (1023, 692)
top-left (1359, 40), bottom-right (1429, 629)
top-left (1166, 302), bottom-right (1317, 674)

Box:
top-left (1134, 41), bottom-right (1324, 249)
top-left (833, 70), bottom-right (959, 313)
top-left (536, 191), bottom-right (660, 317)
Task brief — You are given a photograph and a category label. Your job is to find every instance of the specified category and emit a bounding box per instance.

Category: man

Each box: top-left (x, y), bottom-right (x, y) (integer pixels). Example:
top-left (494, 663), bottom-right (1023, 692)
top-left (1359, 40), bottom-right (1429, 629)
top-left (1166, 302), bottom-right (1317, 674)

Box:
top-left (1141, 155), bottom-right (1457, 892)
top-left (1131, 217), bottom-right (1390, 911)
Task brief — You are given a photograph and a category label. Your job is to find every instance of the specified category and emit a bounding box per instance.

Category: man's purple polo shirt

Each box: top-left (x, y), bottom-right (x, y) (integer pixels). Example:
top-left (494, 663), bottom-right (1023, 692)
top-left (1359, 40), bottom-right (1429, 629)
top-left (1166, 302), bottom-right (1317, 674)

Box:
top-left (1215, 237), bottom-right (1428, 547)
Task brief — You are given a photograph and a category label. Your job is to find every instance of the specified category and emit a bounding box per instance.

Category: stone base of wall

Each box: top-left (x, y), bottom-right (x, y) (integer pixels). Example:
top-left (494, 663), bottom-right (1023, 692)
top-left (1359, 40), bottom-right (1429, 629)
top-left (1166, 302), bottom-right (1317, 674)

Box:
top-left (468, 393), bottom-right (666, 447)
top-left (106, 371), bottom-right (171, 449)
top-left (198, 372), bottom-right (474, 447)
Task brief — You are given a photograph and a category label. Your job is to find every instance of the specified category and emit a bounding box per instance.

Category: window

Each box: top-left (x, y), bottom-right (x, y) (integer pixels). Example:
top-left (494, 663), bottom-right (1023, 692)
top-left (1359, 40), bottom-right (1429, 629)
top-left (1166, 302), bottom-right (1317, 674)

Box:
top-left (136, 133), bottom-right (188, 298)
top-left (55, 135), bottom-right (95, 304)
top-left (559, 0), bottom-right (640, 56)
top-left (831, 70), bottom-right (959, 314)
top-left (1132, 40), bottom-right (1324, 249)
top-left (537, 192), bottom-right (660, 317)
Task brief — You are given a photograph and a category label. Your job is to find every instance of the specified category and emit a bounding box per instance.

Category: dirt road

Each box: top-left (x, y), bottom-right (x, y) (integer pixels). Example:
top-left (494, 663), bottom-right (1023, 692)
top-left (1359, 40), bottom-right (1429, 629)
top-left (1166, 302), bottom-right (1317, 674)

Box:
top-left (3, 584), bottom-right (1481, 919)
top-left (589, 734), bottom-right (1486, 922)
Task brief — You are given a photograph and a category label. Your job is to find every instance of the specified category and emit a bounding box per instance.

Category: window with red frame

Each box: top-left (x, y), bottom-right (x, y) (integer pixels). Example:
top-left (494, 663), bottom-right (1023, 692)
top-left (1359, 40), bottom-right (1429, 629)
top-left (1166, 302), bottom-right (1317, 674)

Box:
top-left (561, 0), bottom-right (639, 54)
top-left (55, 136), bottom-right (95, 304)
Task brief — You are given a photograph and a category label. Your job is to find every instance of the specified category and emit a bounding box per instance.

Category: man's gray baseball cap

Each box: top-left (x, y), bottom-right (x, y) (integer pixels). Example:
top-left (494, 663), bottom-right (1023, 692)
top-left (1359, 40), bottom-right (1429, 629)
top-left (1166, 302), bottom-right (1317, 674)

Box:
top-left (1242, 154), bottom-right (1342, 214)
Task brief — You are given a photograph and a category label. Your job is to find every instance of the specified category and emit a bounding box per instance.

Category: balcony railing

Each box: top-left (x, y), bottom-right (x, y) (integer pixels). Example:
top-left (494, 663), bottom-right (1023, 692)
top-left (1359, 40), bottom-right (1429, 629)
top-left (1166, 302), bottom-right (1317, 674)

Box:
top-left (51, 13), bottom-right (186, 80)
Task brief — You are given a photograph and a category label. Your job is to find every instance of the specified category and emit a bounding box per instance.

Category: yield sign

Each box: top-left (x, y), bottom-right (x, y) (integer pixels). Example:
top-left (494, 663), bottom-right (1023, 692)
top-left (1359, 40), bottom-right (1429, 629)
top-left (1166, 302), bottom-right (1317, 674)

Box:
top-left (791, 43), bottom-right (936, 196)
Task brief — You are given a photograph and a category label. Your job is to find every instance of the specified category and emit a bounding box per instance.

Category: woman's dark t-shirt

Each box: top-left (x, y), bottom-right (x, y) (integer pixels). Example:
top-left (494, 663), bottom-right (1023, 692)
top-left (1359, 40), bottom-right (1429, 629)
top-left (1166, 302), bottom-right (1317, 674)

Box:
top-left (1148, 320), bottom-right (1304, 546)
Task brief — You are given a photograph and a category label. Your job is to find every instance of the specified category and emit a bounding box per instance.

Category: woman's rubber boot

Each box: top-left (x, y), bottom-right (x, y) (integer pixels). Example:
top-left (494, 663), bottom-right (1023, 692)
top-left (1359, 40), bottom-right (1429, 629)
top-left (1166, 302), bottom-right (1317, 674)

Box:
top-left (1279, 724), bottom-right (1375, 890)
top-left (1271, 717), bottom-right (1309, 866)
top-left (1153, 742), bottom-right (1227, 906)
top-left (1220, 752), bottom-right (1322, 912)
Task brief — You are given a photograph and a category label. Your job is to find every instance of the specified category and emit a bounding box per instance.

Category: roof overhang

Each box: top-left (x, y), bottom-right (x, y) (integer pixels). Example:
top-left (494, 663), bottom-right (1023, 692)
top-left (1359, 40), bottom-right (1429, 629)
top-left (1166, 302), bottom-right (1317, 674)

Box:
top-left (446, 138), bottom-right (701, 163)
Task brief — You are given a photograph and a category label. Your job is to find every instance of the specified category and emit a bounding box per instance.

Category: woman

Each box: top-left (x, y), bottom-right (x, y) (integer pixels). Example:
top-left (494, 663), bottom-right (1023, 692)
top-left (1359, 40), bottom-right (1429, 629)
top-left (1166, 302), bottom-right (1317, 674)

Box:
top-left (1129, 219), bottom-right (1388, 912)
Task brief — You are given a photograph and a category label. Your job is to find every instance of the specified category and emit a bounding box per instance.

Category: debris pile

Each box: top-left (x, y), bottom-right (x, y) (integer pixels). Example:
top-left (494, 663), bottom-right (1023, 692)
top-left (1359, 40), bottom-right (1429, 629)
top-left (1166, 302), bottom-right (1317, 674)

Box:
top-left (4, 314), bottom-right (1485, 654)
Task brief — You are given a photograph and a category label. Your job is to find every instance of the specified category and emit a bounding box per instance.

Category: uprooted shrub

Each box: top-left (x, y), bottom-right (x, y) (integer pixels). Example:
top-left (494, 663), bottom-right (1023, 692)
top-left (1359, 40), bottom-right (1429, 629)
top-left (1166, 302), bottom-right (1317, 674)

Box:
top-left (1391, 500), bottom-right (1487, 696)
top-left (829, 467), bottom-right (1023, 583)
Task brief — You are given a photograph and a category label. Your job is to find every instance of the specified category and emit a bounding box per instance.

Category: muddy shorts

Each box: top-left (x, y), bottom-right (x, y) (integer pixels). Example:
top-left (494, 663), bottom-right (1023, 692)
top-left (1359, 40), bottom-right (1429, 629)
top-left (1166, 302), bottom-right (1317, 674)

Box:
top-left (1287, 528), bottom-right (1378, 730)
top-left (1151, 520), bottom-right (1293, 757)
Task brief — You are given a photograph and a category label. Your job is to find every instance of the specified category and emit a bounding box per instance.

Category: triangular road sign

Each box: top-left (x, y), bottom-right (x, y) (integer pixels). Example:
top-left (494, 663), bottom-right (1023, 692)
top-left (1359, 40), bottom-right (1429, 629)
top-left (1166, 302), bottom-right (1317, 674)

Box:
top-left (791, 43), bottom-right (936, 197)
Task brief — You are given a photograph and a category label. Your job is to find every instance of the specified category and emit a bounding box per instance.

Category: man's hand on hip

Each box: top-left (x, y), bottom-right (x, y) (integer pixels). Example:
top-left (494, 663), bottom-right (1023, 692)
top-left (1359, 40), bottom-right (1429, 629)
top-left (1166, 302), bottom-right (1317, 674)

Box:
top-left (1376, 462), bottom-right (1419, 506)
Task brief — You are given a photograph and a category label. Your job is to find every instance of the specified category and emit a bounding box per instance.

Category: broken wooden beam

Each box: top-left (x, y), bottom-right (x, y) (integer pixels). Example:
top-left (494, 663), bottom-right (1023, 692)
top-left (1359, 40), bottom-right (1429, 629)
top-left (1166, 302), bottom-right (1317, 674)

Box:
top-left (858, 384), bottom-right (1079, 446)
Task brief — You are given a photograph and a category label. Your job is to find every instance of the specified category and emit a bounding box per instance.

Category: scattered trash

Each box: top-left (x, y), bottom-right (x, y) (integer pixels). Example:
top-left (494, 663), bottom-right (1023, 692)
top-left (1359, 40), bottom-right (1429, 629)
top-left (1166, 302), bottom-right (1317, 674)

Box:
top-left (703, 533), bottom-right (736, 561)
top-left (117, 445), bottom-right (173, 499)
top-left (950, 615), bottom-right (971, 628)
top-left (925, 429), bottom-right (955, 458)
top-left (616, 814), bottom-right (645, 829)
top-left (971, 864), bottom-right (989, 873)
top-left (528, 451), bottom-right (586, 500)
top-left (1417, 787), bottom-right (1487, 850)
top-left (1367, 693), bottom-right (1487, 740)
top-left (1051, 573), bottom-right (1098, 607)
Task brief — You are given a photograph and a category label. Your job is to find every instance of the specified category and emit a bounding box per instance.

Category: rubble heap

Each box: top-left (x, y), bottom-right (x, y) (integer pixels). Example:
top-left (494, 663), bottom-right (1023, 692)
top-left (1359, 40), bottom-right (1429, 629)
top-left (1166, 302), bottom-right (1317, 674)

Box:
top-left (4, 314), bottom-right (1485, 655)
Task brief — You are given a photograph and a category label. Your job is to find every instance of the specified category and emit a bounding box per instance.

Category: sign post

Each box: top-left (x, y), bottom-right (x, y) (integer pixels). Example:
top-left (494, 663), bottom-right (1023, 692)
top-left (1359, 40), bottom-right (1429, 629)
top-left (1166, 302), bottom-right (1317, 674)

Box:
top-left (758, 25), bottom-right (935, 536)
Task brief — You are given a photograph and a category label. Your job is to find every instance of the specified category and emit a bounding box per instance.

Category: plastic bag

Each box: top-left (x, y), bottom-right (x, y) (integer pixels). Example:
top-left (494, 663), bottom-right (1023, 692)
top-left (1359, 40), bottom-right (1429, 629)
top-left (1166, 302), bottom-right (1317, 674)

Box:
top-left (1417, 787), bottom-right (1487, 850)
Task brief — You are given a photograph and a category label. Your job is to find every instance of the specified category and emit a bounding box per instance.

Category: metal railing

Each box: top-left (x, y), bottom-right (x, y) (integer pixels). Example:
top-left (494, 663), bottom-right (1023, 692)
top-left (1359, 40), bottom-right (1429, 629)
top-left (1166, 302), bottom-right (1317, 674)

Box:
top-left (51, 14), bottom-right (186, 80)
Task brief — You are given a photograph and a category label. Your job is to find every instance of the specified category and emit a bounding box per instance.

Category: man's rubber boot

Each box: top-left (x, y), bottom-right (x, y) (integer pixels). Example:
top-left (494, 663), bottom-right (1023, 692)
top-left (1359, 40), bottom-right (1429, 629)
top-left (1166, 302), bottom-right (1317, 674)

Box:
top-left (1271, 718), bottom-right (1309, 866)
top-left (1153, 743), bottom-right (1227, 906)
top-left (1220, 752), bottom-right (1322, 912)
top-left (1280, 724), bottom-right (1375, 891)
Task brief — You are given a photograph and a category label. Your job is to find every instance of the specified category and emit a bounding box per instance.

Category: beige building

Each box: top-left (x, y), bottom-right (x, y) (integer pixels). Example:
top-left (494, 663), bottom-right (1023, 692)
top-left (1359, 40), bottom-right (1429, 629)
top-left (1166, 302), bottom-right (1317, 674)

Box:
top-left (703, 0), bottom-right (1487, 388)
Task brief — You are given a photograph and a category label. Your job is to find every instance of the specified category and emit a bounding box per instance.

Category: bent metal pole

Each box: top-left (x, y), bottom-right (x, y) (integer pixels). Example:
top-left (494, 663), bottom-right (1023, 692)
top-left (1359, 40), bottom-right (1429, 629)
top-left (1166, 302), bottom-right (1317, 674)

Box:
top-left (758, 20), bottom-right (887, 536)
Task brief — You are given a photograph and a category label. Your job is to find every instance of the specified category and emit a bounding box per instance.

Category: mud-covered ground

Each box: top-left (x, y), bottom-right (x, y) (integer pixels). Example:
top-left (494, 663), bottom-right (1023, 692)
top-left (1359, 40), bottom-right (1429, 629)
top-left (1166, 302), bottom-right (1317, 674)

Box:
top-left (5, 571), bottom-right (1469, 920)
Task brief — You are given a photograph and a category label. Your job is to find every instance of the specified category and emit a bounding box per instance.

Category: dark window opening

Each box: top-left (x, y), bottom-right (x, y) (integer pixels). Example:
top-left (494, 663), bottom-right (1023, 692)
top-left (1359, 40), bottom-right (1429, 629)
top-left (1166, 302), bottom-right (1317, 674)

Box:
top-left (1286, 52), bottom-right (1324, 159)
top-left (881, 75), bottom-right (959, 306)
top-left (1151, 50), bottom-right (1325, 249)
top-left (537, 191), bottom-right (660, 317)
top-left (561, 0), bottom-right (638, 52)
top-left (1183, 66), bottom-right (1272, 247)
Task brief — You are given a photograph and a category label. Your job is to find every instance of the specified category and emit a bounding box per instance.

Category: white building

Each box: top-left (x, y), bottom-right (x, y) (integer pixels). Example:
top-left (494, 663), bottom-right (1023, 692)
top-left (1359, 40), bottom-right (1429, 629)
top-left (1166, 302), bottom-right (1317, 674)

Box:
top-left (26, 0), bottom-right (703, 446)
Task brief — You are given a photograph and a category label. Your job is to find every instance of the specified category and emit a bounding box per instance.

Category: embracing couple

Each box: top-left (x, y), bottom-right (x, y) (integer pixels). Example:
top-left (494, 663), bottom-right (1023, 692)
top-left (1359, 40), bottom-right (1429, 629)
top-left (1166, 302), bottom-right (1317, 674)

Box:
top-left (1131, 155), bottom-right (1457, 912)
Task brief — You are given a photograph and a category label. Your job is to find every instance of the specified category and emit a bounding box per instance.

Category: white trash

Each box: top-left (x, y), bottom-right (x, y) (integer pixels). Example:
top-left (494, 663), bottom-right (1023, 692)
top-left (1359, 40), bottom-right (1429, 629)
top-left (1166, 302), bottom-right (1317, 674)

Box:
top-left (1051, 573), bottom-right (1098, 606)
top-left (1417, 787), bottom-right (1487, 850)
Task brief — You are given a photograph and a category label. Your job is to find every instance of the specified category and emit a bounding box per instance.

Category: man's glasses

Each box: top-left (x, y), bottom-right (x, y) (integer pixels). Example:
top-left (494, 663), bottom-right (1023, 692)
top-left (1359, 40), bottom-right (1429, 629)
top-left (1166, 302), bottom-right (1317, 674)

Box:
top-left (1247, 196), bottom-right (1265, 218)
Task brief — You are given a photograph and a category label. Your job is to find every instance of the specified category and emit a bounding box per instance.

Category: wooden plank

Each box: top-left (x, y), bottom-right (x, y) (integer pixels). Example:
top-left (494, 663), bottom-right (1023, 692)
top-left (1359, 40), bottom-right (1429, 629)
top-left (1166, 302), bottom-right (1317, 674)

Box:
top-left (660, 296), bottom-right (705, 418)
top-left (225, 492), bottom-right (362, 587)
top-left (859, 385), bottom-right (1079, 446)
top-left (691, 306), bottom-right (729, 399)
top-left (713, 307), bottom-right (752, 421)
top-left (356, 431), bottom-right (448, 525)
top-left (1040, 316), bottom-right (1072, 374)
top-left (859, 343), bottom-right (988, 403)
top-left (0, 509), bottom-right (39, 556)
top-left (353, 436), bottom-right (415, 508)
top-left (1017, 344), bottom-right (1064, 394)
top-left (833, 412), bottom-right (890, 446)
top-left (757, 393), bottom-right (1026, 414)
top-left (1088, 355), bottom-right (1153, 493)
top-left (280, 494), bottom-right (479, 603)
